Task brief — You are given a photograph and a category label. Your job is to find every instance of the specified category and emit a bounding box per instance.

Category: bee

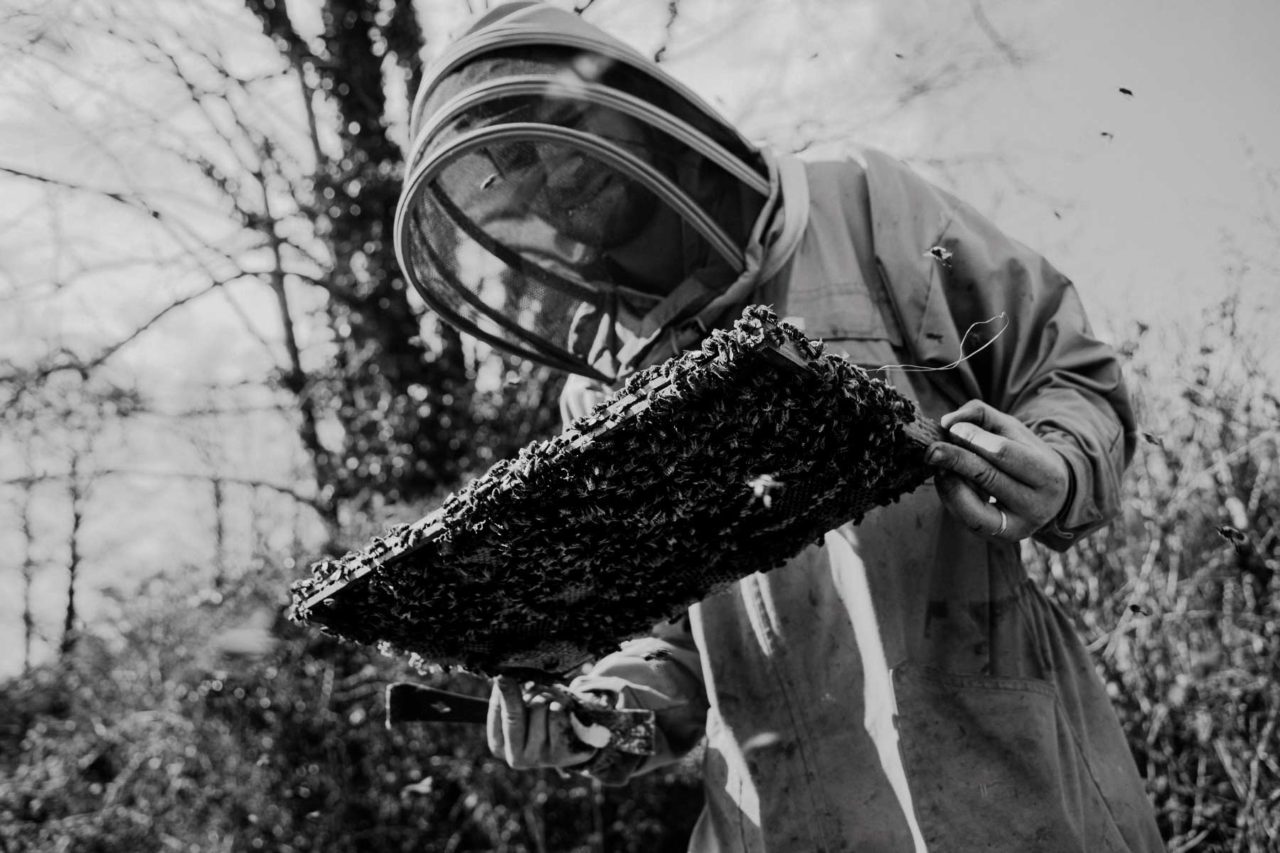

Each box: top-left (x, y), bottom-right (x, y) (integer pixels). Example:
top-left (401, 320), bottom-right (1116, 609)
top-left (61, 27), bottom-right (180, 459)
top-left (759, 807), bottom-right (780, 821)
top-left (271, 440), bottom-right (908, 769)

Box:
top-left (926, 246), bottom-right (954, 269)
top-left (748, 474), bottom-right (785, 509)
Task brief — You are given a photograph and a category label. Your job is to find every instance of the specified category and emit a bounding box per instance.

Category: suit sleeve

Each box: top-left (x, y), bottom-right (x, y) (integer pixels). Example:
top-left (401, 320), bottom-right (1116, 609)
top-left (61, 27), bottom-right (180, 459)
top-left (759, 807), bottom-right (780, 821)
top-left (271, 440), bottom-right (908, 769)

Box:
top-left (926, 189), bottom-right (1137, 550)
top-left (568, 613), bottom-right (709, 785)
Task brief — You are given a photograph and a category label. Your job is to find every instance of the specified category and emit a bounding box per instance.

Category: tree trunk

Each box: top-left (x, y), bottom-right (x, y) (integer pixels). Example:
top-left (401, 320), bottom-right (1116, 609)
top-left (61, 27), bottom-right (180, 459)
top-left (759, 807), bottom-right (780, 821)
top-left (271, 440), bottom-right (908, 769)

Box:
top-left (60, 453), bottom-right (84, 659)
top-left (244, 0), bottom-right (481, 512)
top-left (20, 479), bottom-right (36, 674)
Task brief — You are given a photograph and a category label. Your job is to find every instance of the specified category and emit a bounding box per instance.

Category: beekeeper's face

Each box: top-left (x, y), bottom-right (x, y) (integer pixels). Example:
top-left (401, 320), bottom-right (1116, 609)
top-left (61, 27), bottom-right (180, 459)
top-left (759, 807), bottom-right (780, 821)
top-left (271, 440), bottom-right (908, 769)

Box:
top-left (487, 101), bottom-right (660, 249)
top-left (396, 21), bottom-right (770, 382)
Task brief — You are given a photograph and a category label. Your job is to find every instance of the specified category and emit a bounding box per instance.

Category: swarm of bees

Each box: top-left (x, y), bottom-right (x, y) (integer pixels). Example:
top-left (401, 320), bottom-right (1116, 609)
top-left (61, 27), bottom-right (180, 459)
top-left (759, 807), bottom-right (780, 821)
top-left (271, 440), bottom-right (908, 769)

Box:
top-left (290, 306), bottom-right (940, 677)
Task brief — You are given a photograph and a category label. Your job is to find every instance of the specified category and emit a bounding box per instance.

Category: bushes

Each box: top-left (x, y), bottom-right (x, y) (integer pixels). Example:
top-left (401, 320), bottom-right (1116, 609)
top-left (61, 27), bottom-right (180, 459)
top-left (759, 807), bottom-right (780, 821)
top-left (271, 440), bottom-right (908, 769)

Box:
top-left (1031, 297), bottom-right (1280, 851)
top-left (0, 595), bottom-right (703, 852)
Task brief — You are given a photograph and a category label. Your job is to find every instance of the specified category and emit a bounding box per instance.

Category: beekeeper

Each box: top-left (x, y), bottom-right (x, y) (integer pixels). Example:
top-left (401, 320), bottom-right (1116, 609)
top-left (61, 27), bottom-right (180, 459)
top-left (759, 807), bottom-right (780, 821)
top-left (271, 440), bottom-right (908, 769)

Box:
top-left (393, 2), bottom-right (1164, 850)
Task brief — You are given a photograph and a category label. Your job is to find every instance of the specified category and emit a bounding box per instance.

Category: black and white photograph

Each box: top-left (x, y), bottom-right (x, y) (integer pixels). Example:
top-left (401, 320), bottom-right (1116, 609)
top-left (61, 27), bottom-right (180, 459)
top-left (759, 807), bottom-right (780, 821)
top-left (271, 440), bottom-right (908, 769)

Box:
top-left (2, 1), bottom-right (1277, 850)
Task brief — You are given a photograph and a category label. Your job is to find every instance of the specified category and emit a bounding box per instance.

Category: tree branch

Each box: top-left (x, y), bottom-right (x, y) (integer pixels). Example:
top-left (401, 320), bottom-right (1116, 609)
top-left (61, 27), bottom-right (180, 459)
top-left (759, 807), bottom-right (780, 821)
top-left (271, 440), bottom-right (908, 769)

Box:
top-left (967, 0), bottom-right (1023, 68)
top-left (0, 278), bottom-right (228, 383)
top-left (1, 467), bottom-right (326, 515)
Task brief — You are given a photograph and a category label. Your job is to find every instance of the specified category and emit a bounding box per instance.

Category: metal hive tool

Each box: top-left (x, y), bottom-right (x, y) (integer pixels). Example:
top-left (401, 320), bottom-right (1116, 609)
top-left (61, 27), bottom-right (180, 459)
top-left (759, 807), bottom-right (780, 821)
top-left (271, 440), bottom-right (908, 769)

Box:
top-left (289, 305), bottom-right (942, 677)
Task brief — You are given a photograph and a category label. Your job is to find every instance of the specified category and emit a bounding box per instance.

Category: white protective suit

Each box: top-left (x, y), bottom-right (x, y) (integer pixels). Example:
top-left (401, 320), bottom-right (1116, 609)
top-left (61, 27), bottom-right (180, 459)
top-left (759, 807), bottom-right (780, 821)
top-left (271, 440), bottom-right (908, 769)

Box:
top-left (394, 4), bottom-right (1165, 850)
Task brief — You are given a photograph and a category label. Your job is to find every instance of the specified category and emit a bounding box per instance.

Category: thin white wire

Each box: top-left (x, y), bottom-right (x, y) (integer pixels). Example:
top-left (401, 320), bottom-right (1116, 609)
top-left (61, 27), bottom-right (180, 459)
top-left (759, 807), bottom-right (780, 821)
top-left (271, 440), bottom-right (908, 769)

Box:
top-left (873, 312), bottom-right (1011, 375)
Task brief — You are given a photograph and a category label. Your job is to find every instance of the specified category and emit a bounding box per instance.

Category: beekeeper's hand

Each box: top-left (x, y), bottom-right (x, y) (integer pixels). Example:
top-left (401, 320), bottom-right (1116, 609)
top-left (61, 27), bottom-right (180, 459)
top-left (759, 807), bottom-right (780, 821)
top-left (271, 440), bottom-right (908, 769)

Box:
top-left (927, 400), bottom-right (1071, 542)
top-left (487, 676), bottom-right (598, 770)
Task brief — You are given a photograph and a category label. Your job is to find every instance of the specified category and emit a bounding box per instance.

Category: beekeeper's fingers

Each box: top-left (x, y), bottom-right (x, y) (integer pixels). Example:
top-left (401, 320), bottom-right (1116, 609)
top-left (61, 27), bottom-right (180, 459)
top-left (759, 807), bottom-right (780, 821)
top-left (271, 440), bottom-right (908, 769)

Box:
top-left (487, 676), bottom-right (526, 766)
top-left (940, 401), bottom-right (1066, 492)
top-left (487, 678), bottom-right (596, 770)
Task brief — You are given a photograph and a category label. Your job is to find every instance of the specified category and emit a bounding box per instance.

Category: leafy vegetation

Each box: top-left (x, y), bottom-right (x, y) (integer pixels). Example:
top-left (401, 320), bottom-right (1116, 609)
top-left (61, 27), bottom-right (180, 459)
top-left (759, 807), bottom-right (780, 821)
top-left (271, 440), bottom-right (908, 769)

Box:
top-left (0, 576), bottom-right (704, 853)
top-left (1036, 297), bottom-right (1280, 851)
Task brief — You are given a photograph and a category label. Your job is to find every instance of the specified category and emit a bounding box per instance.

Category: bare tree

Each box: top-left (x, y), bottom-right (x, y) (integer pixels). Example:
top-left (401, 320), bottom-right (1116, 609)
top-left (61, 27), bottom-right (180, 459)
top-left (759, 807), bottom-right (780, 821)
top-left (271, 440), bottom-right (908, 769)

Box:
top-left (0, 370), bottom-right (142, 663)
top-left (59, 451), bottom-right (85, 658)
top-left (15, 467), bottom-right (40, 673)
top-left (0, 0), bottom-right (490, 528)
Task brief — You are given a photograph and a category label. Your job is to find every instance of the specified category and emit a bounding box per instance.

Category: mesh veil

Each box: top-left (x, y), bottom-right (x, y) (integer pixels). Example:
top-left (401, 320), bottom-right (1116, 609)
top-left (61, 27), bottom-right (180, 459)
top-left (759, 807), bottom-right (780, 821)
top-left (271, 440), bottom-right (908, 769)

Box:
top-left (394, 8), bottom-right (770, 381)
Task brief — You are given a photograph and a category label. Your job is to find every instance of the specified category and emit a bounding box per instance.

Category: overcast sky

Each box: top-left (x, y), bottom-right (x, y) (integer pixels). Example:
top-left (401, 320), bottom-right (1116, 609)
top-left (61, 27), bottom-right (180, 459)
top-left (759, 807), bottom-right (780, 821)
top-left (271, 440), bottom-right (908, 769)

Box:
top-left (610, 0), bottom-right (1280, 331)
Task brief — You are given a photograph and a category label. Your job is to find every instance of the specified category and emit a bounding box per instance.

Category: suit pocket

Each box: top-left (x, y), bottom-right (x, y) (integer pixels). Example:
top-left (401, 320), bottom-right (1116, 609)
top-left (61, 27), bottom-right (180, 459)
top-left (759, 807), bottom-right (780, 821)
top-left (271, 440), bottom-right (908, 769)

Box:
top-left (786, 280), bottom-right (890, 343)
top-left (893, 664), bottom-right (1132, 852)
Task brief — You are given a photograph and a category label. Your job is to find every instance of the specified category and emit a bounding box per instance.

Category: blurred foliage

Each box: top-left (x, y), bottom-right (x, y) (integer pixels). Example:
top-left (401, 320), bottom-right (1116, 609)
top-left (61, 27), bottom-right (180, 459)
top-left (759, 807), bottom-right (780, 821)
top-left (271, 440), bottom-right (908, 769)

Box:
top-left (3, 295), bottom-right (1277, 851)
top-left (0, 569), bottom-right (704, 852)
top-left (1030, 294), bottom-right (1280, 852)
